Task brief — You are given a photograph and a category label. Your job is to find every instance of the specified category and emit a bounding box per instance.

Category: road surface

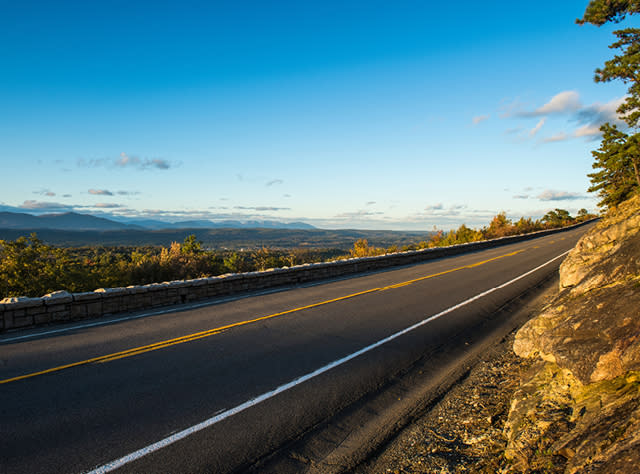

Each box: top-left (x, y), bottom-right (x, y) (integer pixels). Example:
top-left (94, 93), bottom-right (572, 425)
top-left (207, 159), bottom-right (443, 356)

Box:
top-left (0, 225), bottom-right (591, 473)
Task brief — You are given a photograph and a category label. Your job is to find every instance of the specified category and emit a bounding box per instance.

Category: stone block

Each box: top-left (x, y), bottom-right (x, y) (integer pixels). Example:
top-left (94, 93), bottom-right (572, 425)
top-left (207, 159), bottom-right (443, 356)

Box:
top-left (192, 286), bottom-right (208, 299)
top-left (44, 303), bottom-right (68, 314)
top-left (50, 310), bottom-right (71, 322)
top-left (125, 295), bottom-right (146, 311)
top-left (73, 292), bottom-right (103, 303)
top-left (166, 288), bottom-right (178, 298)
top-left (126, 285), bottom-right (148, 295)
top-left (86, 301), bottom-right (103, 318)
top-left (43, 290), bottom-right (73, 305)
top-left (206, 284), bottom-right (223, 297)
top-left (0, 297), bottom-right (44, 311)
top-left (3, 310), bottom-right (14, 330)
top-left (34, 311), bottom-right (52, 325)
top-left (12, 310), bottom-right (33, 329)
top-left (100, 298), bottom-right (121, 315)
top-left (70, 303), bottom-right (88, 319)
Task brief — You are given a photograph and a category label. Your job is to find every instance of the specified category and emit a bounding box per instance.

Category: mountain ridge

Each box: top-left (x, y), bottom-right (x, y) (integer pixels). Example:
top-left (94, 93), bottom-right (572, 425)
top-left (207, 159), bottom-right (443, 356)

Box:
top-left (0, 211), bottom-right (316, 231)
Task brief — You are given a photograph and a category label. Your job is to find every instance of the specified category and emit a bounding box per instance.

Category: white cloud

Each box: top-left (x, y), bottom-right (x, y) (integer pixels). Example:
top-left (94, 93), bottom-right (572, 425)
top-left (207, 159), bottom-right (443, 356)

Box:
top-left (543, 132), bottom-right (569, 143)
top-left (529, 118), bottom-right (546, 137)
top-left (508, 93), bottom-right (626, 142)
top-left (79, 153), bottom-right (173, 171)
top-left (424, 203), bottom-right (444, 211)
top-left (472, 115), bottom-right (490, 125)
top-left (33, 189), bottom-right (56, 197)
top-left (534, 91), bottom-right (581, 115)
top-left (574, 96), bottom-right (626, 130)
top-left (88, 189), bottom-right (114, 196)
top-left (513, 195), bottom-right (530, 199)
top-left (334, 210), bottom-right (384, 219)
top-left (537, 190), bottom-right (584, 201)
top-left (234, 206), bottom-right (290, 211)
top-left (575, 124), bottom-right (603, 138)
top-left (19, 200), bottom-right (71, 210)
top-left (93, 203), bottom-right (125, 209)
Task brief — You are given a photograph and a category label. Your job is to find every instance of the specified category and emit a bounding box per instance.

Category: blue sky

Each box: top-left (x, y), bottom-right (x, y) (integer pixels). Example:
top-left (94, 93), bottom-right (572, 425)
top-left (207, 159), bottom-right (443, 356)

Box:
top-left (0, 1), bottom-right (633, 229)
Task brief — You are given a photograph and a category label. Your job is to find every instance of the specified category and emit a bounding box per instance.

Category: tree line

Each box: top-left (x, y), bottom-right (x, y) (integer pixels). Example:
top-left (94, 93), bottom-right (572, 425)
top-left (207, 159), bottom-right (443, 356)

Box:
top-left (0, 209), bottom-right (592, 298)
top-left (349, 208), bottom-right (593, 257)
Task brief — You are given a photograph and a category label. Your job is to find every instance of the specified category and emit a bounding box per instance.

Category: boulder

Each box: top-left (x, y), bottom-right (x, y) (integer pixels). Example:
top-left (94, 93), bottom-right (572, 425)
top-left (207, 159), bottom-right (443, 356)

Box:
top-left (505, 194), bottom-right (640, 473)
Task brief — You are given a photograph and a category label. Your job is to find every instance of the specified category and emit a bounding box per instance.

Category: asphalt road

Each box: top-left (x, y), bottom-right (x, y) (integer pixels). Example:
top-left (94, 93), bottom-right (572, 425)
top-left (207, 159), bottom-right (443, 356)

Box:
top-left (0, 225), bottom-right (592, 474)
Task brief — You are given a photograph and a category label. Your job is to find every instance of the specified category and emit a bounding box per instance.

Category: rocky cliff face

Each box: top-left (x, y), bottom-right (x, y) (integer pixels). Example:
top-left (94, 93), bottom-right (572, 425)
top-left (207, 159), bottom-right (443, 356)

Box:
top-left (504, 195), bottom-right (640, 473)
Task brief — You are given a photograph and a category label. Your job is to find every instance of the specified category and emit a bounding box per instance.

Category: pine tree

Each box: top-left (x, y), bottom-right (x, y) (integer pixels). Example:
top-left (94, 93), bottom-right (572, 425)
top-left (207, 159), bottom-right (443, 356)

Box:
top-left (579, 1), bottom-right (640, 207)
top-left (588, 124), bottom-right (640, 207)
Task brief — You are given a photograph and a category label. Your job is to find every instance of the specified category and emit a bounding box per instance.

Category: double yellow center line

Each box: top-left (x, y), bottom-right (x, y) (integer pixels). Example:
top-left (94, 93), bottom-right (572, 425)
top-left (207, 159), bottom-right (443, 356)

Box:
top-left (1, 249), bottom-right (524, 385)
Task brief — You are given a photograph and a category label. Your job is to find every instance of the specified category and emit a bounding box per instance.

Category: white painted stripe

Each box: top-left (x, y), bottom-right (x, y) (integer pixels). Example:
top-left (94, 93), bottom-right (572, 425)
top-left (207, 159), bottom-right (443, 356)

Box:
top-left (86, 249), bottom-right (570, 473)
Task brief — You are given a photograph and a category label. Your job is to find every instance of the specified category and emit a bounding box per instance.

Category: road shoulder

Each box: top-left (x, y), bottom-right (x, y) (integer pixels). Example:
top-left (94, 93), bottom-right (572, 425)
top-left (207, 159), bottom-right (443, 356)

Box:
top-left (246, 273), bottom-right (559, 474)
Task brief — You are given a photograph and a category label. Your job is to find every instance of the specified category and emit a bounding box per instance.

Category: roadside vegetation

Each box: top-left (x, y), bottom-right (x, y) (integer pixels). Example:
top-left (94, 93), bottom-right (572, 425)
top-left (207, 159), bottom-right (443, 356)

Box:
top-left (348, 208), bottom-right (593, 257)
top-left (0, 209), bottom-right (593, 298)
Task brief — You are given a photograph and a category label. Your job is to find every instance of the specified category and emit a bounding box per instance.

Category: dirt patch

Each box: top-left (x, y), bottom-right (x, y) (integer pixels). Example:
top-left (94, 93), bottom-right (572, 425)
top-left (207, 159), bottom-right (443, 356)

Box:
top-left (353, 330), bottom-right (536, 473)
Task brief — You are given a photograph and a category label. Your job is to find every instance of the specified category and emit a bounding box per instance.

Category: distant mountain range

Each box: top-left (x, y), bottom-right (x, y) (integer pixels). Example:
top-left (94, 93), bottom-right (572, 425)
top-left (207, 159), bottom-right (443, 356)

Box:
top-left (0, 211), bottom-right (315, 231)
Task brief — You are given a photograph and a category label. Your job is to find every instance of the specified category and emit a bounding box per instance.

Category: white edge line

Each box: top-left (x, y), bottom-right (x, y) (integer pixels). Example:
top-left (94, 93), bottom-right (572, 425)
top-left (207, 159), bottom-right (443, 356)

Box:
top-left (86, 249), bottom-right (570, 474)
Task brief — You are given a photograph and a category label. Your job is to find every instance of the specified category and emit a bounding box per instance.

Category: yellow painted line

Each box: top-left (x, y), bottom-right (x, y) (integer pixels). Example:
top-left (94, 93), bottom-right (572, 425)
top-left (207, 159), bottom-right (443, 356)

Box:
top-left (1, 247), bottom-right (528, 385)
top-left (0, 288), bottom-right (380, 385)
top-left (98, 331), bottom-right (225, 363)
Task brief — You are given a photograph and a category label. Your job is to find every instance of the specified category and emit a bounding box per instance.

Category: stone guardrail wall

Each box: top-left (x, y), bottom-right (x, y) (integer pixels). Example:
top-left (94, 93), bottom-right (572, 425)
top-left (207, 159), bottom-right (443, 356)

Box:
top-left (0, 220), bottom-right (596, 333)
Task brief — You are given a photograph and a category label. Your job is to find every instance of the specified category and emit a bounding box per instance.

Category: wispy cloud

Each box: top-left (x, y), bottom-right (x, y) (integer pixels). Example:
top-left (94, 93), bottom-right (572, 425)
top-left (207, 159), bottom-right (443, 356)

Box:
top-left (266, 179), bottom-right (284, 187)
top-left (33, 189), bottom-right (56, 197)
top-left (88, 189), bottom-right (114, 196)
top-left (574, 124), bottom-right (602, 138)
top-left (19, 200), bottom-right (71, 210)
top-left (424, 203), bottom-right (444, 211)
top-left (334, 210), bottom-right (384, 219)
top-left (513, 194), bottom-right (530, 199)
top-left (574, 96), bottom-right (625, 127)
top-left (537, 190), bottom-right (584, 201)
top-left (366, 201), bottom-right (376, 206)
top-left (529, 118), bottom-right (546, 137)
top-left (116, 153), bottom-right (171, 170)
top-left (507, 91), bottom-right (626, 142)
top-left (78, 152), bottom-right (173, 171)
top-left (117, 190), bottom-right (140, 196)
top-left (94, 203), bottom-right (126, 208)
top-left (531, 91), bottom-right (581, 116)
top-left (472, 115), bottom-right (490, 125)
top-left (234, 206), bottom-right (290, 211)
top-left (543, 132), bottom-right (569, 143)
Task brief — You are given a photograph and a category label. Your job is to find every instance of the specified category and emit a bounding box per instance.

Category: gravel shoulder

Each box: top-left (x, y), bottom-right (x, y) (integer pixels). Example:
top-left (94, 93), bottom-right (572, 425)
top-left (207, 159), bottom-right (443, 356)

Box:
top-left (352, 287), bottom-right (558, 474)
